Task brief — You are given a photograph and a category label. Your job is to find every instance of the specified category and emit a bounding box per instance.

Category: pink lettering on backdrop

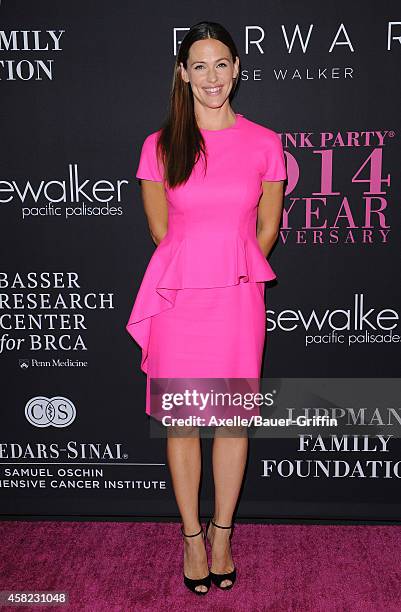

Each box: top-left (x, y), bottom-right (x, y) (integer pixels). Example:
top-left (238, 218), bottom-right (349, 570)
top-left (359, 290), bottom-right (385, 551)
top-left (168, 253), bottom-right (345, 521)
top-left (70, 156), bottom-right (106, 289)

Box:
top-left (279, 129), bottom-right (394, 244)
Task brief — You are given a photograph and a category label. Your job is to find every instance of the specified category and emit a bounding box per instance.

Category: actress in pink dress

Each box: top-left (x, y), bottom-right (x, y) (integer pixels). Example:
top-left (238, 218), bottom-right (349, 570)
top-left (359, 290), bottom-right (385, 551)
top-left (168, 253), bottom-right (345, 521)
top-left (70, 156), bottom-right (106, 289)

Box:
top-left (126, 21), bottom-right (286, 595)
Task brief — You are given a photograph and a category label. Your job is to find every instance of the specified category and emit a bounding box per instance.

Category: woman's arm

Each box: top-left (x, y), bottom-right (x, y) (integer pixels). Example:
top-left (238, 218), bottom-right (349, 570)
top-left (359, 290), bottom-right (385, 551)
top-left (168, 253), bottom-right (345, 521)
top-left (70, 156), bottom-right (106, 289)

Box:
top-left (139, 179), bottom-right (169, 246)
top-left (256, 180), bottom-right (285, 257)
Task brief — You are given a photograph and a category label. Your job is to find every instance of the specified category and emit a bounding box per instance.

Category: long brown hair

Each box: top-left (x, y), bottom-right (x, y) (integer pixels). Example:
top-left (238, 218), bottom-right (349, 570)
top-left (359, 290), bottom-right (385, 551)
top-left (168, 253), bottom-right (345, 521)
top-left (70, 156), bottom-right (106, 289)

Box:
top-left (155, 21), bottom-right (241, 189)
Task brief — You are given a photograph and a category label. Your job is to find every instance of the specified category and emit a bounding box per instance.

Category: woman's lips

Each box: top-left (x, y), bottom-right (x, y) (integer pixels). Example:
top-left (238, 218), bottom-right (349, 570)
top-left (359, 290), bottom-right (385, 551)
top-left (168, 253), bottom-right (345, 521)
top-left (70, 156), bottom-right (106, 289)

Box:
top-left (203, 86), bottom-right (223, 96)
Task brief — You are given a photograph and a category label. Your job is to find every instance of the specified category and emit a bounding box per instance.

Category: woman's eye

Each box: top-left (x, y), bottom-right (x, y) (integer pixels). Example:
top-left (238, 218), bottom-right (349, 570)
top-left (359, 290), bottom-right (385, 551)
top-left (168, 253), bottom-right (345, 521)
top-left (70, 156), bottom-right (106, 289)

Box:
top-left (194, 63), bottom-right (228, 70)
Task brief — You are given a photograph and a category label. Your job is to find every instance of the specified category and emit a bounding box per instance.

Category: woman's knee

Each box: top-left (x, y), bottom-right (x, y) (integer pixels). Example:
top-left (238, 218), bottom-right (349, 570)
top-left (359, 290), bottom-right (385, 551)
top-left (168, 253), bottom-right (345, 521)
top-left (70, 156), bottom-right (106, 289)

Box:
top-left (166, 424), bottom-right (200, 438)
top-left (214, 425), bottom-right (248, 438)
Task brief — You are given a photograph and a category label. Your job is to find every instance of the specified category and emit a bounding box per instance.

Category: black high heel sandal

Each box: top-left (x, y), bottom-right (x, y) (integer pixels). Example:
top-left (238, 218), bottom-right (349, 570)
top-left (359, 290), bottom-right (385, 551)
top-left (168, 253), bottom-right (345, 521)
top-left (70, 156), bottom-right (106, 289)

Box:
top-left (181, 525), bottom-right (211, 595)
top-left (206, 518), bottom-right (237, 590)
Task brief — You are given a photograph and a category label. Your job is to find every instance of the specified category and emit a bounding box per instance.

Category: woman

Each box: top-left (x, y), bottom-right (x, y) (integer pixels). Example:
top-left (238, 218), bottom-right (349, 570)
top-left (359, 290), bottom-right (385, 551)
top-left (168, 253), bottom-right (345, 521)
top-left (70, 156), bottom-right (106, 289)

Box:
top-left (126, 21), bottom-right (286, 595)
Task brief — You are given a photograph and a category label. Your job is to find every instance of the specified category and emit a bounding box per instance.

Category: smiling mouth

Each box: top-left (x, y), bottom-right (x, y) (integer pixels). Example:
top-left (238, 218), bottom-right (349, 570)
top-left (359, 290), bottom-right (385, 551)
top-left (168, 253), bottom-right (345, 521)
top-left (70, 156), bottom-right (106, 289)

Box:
top-left (203, 86), bottom-right (223, 95)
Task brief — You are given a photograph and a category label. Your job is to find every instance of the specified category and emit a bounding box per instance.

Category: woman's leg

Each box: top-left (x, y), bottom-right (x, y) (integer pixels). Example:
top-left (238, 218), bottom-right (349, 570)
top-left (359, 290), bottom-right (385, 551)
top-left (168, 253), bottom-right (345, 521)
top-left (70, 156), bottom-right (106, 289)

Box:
top-left (209, 427), bottom-right (248, 587)
top-left (166, 426), bottom-right (209, 593)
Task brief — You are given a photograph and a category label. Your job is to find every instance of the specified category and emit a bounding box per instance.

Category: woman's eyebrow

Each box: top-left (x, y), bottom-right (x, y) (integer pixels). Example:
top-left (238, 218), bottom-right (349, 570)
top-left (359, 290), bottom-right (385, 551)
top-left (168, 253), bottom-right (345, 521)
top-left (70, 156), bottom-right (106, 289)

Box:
top-left (190, 57), bottom-right (230, 66)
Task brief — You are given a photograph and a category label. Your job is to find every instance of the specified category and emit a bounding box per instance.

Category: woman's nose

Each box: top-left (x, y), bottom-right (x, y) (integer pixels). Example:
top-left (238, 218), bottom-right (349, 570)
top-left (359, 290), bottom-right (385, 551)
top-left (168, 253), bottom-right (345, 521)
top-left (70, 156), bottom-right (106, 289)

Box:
top-left (206, 71), bottom-right (218, 82)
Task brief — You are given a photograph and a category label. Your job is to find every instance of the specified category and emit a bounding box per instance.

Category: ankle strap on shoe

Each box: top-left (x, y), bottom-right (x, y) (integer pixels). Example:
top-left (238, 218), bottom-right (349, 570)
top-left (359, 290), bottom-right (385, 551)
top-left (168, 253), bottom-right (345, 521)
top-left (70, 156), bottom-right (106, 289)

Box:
top-left (211, 518), bottom-right (233, 529)
top-left (181, 524), bottom-right (204, 538)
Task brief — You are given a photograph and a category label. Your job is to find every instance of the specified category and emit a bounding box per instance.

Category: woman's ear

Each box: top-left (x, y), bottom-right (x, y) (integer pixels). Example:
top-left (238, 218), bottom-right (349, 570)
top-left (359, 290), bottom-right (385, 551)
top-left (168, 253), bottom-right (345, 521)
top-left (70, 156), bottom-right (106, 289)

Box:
top-left (179, 62), bottom-right (189, 84)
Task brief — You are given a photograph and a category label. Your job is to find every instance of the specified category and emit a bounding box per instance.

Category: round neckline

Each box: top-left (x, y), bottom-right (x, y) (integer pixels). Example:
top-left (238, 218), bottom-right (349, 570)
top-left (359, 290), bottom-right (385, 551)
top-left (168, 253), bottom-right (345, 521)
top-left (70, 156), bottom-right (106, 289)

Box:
top-left (199, 113), bottom-right (243, 133)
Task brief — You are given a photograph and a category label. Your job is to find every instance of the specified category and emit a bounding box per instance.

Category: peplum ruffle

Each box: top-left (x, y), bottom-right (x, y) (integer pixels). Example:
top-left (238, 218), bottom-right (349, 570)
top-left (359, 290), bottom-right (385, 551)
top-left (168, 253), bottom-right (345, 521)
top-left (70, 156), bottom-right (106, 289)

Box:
top-left (125, 235), bottom-right (276, 374)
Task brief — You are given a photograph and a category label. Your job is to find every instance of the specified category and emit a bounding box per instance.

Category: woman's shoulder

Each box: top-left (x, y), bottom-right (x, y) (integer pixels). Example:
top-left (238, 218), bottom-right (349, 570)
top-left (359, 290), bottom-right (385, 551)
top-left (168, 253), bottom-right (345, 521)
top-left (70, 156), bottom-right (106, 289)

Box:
top-left (141, 128), bottom-right (162, 145)
top-left (240, 114), bottom-right (283, 143)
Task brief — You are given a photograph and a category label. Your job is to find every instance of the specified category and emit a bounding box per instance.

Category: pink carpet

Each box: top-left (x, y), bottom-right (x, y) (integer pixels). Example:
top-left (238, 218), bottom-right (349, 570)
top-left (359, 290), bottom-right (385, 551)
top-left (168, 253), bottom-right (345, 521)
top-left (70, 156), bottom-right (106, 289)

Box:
top-left (1, 521), bottom-right (400, 611)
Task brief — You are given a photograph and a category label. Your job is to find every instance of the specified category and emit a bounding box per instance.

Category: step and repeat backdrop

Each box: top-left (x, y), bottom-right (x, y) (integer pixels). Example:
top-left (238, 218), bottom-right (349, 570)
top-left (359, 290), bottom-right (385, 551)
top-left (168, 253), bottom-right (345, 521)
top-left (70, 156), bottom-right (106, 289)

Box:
top-left (1, 1), bottom-right (400, 519)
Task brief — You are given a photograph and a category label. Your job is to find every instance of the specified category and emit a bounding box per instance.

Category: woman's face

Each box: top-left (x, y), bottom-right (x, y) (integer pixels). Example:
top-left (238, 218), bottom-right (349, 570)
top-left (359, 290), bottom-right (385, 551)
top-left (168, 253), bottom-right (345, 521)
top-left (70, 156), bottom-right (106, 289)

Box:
top-left (180, 38), bottom-right (239, 110)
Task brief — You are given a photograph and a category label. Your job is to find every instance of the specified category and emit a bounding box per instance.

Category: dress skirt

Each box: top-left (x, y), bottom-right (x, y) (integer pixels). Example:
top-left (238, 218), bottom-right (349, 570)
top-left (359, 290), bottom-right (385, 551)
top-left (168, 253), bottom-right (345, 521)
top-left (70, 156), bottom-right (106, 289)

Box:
top-left (144, 280), bottom-right (267, 414)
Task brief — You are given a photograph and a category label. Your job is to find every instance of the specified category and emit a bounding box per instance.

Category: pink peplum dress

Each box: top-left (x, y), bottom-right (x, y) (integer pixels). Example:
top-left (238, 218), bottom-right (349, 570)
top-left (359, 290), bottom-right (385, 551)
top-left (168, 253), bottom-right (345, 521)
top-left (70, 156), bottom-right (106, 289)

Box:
top-left (126, 113), bottom-right (287, 415)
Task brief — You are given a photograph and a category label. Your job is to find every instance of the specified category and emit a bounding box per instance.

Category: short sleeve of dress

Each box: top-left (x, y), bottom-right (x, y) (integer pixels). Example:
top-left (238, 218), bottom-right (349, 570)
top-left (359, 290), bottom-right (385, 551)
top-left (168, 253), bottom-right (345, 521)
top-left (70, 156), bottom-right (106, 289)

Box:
top-left (136, 132), bottom-right (164, 182)
top-left (261, 131), bottom-right (287, 182)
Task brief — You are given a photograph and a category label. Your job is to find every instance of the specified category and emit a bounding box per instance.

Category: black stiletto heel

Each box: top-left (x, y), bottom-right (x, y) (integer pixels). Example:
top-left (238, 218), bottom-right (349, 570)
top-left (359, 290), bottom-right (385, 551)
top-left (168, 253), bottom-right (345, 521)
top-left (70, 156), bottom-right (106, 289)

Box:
top-left (206, 517), bottom-right (237, 590)
top-left (181, 525), bottom-right (211, 595)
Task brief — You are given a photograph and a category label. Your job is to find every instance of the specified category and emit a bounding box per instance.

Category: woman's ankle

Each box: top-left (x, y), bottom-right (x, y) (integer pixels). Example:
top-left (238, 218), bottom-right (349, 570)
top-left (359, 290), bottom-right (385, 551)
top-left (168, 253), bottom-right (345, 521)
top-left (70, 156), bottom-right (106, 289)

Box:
top-left (181, 521), bottom-right (202, 536)
top-left (212, 515), bottom-right (233, 528)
